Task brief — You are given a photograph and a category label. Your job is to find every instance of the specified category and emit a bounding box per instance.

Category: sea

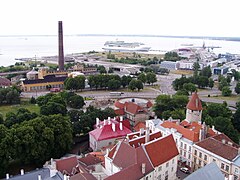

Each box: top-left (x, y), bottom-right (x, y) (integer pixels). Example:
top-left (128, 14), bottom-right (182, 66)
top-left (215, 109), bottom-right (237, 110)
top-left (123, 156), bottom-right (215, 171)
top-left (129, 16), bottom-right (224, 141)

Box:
top-left (1, 35), bottom-right (240, 67)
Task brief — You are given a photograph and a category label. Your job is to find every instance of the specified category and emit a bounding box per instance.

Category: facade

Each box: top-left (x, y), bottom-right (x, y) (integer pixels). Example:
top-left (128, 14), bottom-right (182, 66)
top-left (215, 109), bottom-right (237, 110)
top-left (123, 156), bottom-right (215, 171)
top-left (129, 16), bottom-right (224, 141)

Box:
top-left (104, 130), bottom-right (179, 180)
top-left (89, 117), bottom-right (132, 151)
top-left (146, 92), bottom-right (217, 169)
top-left (114, 98), bottom-right (153, 126)
top-left (192, 133), bottom-right (240, 179)
top-left (159, 61), bottom-right (179, 70)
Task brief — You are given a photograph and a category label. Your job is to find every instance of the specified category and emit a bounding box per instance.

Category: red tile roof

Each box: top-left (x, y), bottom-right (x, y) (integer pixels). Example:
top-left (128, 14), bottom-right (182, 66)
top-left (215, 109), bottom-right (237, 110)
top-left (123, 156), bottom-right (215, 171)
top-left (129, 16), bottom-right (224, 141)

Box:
top-left (133, 121), bottom-right (146, 132)
top-left (196, 134), bottom-right (240, 161)
top-left (106, 142), bottom-right (154, 180)
top-left (70, 172), bottom-right (96, 180)
top-left (144, 134), bottom-right (179, 167)
top-left (89, 152), bottom-right (105, 162)
top-left (56, 156), bottom-right (79, 176)
top-left (129, 131), bottom-right (162, 148)
top-left (90, 122), bottom-right (132, 141)
top-left (114, 109), bottom-right (125, 115)
top-left (186, 92), bottom-right (202, 111)
top-left (78, 154), bottom-right (102, 166)
top-left (162, 121), bottom-right (200, 142)
top-left (125, 102), bottom-right (145, 115)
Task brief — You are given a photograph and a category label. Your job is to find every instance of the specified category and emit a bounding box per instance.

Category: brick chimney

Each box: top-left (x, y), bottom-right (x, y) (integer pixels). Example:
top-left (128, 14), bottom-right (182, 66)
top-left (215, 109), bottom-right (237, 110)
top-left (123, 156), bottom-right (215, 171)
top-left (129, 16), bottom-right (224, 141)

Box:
top-left (58, 21), bottom-right (64, 71)
top-left (142, 163), bottom-right (146, 174)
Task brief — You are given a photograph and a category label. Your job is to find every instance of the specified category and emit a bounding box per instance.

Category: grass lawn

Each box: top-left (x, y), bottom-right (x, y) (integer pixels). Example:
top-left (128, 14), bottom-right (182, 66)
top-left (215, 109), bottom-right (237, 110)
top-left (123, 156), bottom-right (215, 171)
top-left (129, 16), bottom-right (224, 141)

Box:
top-left (206, 94), bottom-right (240, 101)
top-left (0, 101), bottom-right (40, 118)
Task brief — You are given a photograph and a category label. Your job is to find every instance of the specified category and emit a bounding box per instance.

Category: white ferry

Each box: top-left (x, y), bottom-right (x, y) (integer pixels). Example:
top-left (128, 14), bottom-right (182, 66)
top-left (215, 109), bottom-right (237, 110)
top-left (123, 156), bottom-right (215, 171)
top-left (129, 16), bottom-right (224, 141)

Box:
top-left (103, 40), bottom-right (151, 52)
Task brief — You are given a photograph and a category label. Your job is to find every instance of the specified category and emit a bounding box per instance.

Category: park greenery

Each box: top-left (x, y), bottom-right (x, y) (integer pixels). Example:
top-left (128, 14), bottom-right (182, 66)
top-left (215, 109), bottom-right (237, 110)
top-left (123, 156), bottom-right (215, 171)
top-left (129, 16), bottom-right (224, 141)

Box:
top-left (172, 64), bottom-right (214, 95)
top-left (0, 86), bottom-right (21, 105)
top-left (154, 94), bottom-right (240, 143)
top-left (0, 91), bottom-right (116, 177)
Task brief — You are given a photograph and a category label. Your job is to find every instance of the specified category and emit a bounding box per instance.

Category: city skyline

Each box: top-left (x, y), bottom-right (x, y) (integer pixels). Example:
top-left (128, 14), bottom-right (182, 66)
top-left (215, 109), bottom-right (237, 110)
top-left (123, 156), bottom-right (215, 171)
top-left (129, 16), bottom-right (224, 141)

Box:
top-left (1, 0), bottom-right (240, 37)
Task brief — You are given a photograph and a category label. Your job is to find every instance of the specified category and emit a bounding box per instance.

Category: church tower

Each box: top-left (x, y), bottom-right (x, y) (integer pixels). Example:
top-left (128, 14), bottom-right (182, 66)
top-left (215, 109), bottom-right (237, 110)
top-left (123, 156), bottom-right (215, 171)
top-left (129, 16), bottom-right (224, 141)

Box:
top-left (186, 92), bottom-right (202, 123)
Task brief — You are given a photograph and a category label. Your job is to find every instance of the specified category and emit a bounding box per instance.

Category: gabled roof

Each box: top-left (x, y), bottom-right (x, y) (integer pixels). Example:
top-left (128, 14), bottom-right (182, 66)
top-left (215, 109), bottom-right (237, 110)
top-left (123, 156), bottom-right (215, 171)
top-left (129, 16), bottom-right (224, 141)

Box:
top-left (106, 141), bottom-right (154, 180)
top-left (144, 134), bottom-right (179, 167)
top-left (196, 133), bottom-right (239, 161)
top-left (186, 92), bottom-right (202, 111)
top-left (125, 102), bottom-right (145, 115)
top-left (56, 156), bottom-right (79, 176)
top-left (79, 154), bottom-right (102, 166)
top-left (185, 162), bottom-right (224, 180)
top-left (70, 173), bottom-right (96, 180)
top-left (89, 122), bottom-right (132, 141)
top-left (134, 121), bottom-right (146, 132)
top-left (129, 131), bottom-right (162, 148)
top-left (162, 121), bottom-right (200, 142)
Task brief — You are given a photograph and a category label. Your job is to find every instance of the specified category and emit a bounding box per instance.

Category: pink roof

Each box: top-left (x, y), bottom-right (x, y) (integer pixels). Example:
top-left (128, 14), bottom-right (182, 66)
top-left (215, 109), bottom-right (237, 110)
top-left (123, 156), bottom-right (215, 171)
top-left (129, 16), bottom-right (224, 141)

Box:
top-left (144, 135), bottom-right (179, 167)
top-left (89, 123), bottom-right (132, 141)
top-left (56, 156), bottom-right (79, 175)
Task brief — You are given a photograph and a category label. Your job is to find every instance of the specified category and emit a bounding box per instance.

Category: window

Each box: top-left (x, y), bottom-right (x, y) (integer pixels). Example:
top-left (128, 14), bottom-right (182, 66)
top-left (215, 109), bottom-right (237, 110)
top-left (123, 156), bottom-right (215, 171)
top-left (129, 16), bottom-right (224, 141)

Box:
top-left (181, 142), bottom-right (183, 147)
top-left (226, 165), bottom-right (229, 172)
top-left (184, 144), bottom-right (187, 149)
top-left (165, 171), bottom-right (168, 176)
top-left (165, 175), bottom-right (168, 180)
top-left (146, 176), bottom-right (148, 180)
top-left (198, 160), bottom-right (202, 166)
top-left (171, 167), bottom-right (174, 172)
top-left (204, 155), bottom-right (207, 161)
top-left (188, 154), bottom-right (191, 160)
top-left (184, 152), bottom-right (186, 157)
top-left (194, 157), bottom-right (197, 163)
top-left (166, 162), bottom-right (169, 168)
top-left (204, 162), bottom-right (207, 166)
top-left (172, 159), bottom-right (175, 164)
top-left (194, 150), bottom-right (197, 155)
top-left (221, 163), bottom-right (224, 169)
top-left (235, 168), bottom-right (239, 174)
top-left (180, 150), bottom-right (183, 155)
top-left (189, 146), bottom-right (191, 152)
top-left (213, 159), bottom-right (216, 162)
top-left (158, 175), bottom-right (161, 180)
top-left (158, 166), bottom-right (162, 171)
top-left (199, 152), bottom-right (202, 158)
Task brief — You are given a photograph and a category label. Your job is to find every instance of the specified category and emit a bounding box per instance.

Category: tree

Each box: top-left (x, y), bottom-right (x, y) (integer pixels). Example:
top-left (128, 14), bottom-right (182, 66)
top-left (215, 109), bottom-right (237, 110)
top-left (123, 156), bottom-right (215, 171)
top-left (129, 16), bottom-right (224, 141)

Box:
top-left (137, 73), bottom-right (146, 84)
top-left (67, 95), bottom-right (85, 109)
top-left (208, 78), bottom-right (214, 89)
top-left (108, 68), bottom-right (114, 73)
top-left (135, 80), bottom-right (144, 91)
top-left (195, 76), bottom-right (209, 88)
top-left (108, 79), bottom-right (121, 90)
top-left (158, 68), bottom-right (169, 75)
top-left (235, 82), bottom-right (240, 94)
top-left (128, 79), bottom-right (137, 91)
top-left (64, 78), bottom-right (78, 91)
top-left (183, 83), bottom-right (196, 94)
top-left (75, 75), bottom-right (86, 91)
top-left (222, 86), bottom-right (232, 96)
top-left (40, 102), bottom-right (67, 116)
top-left (97, 65), bottom-right (107, 74)
top-left (193, 62), bottom-right (200, 77)
top-left (218, 77), bottom-right (229, 91)
top-left (200, 66), bottom-right (212, 78)
top-left (0, 113), bottom-right (3, 124)
top-left (164, 52), bottom-right (180, 61)
top-left (146, 72), bottom-right (157, 85)
top-left (30, 96), bottom-right (36, 104)
top-left (121, 75), bottom-right (129, 88)
top-left (233, 107), bottom-right (240, 132)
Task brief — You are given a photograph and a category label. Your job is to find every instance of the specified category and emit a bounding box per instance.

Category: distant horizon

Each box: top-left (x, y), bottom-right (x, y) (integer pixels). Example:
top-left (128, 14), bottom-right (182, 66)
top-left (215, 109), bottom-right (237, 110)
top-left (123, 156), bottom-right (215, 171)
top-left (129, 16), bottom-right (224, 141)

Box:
top-left (0, 34), bottom-right (240, 41)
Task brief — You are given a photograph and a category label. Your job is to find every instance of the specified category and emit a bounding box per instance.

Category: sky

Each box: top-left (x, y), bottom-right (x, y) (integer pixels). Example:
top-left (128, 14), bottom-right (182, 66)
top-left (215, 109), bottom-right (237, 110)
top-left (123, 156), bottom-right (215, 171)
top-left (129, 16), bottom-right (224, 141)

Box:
top-left (1, 0), bottom-right (240, 37)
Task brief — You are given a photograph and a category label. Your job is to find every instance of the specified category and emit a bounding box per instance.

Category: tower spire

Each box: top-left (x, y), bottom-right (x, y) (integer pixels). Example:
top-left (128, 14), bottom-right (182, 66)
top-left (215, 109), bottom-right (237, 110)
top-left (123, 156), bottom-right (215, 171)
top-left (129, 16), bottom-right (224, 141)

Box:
top-left (58, 21), bottom-right (64, 71)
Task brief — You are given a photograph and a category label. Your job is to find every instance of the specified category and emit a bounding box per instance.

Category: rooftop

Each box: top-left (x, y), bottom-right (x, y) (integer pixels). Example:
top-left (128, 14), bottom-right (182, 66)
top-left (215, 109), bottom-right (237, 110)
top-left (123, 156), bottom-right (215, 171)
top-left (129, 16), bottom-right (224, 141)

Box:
top-left (195, 133), bottom-right (240, 161)
top-left (186, 92), bottom-right (203, 111)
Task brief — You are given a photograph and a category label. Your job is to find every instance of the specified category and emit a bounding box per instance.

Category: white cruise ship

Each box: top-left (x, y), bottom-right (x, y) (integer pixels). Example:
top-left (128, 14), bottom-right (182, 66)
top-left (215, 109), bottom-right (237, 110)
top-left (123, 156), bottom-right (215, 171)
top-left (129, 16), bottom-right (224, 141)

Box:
top-left (103, 40), bottom-right (151, 52)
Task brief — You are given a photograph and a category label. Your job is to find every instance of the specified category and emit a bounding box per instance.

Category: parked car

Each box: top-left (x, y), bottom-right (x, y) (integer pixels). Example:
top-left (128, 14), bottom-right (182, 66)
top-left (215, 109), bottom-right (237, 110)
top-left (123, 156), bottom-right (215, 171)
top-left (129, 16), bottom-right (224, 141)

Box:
top-left (180, 167), bottom-right (190, 174)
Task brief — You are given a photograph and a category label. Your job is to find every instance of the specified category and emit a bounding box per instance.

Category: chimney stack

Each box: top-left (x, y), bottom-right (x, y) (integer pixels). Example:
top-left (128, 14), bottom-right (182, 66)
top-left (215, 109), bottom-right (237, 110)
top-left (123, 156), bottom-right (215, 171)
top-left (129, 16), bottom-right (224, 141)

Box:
top-left (142, 163), bottom-right (146, 174)
top-left (222, 139), bottom-right (226, 144)
top-left (38, 174), bottom-right (42, 180)
top-left (104, 119), bottom-right (107, 126)
top-left (96, 118), bottom-right (100, 127)
top-left (6, 174), bottom-right (9, 179)
top-left (112, 123), bottom-right (116, 132)
top-left (58, 21), bottom-right (64, 71)
top-left (145, 128), bottom-right (150, 143)
top-left (20, 169), bottom-right (24, 175)
top-left (108, 117), bottom-right (111, 124)
top-left (140, 128), bottom-right (144, 136)
top-left (120, 116), bottom-right (123, 122)
top-left (120, 121), bottom-right (123, 130)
